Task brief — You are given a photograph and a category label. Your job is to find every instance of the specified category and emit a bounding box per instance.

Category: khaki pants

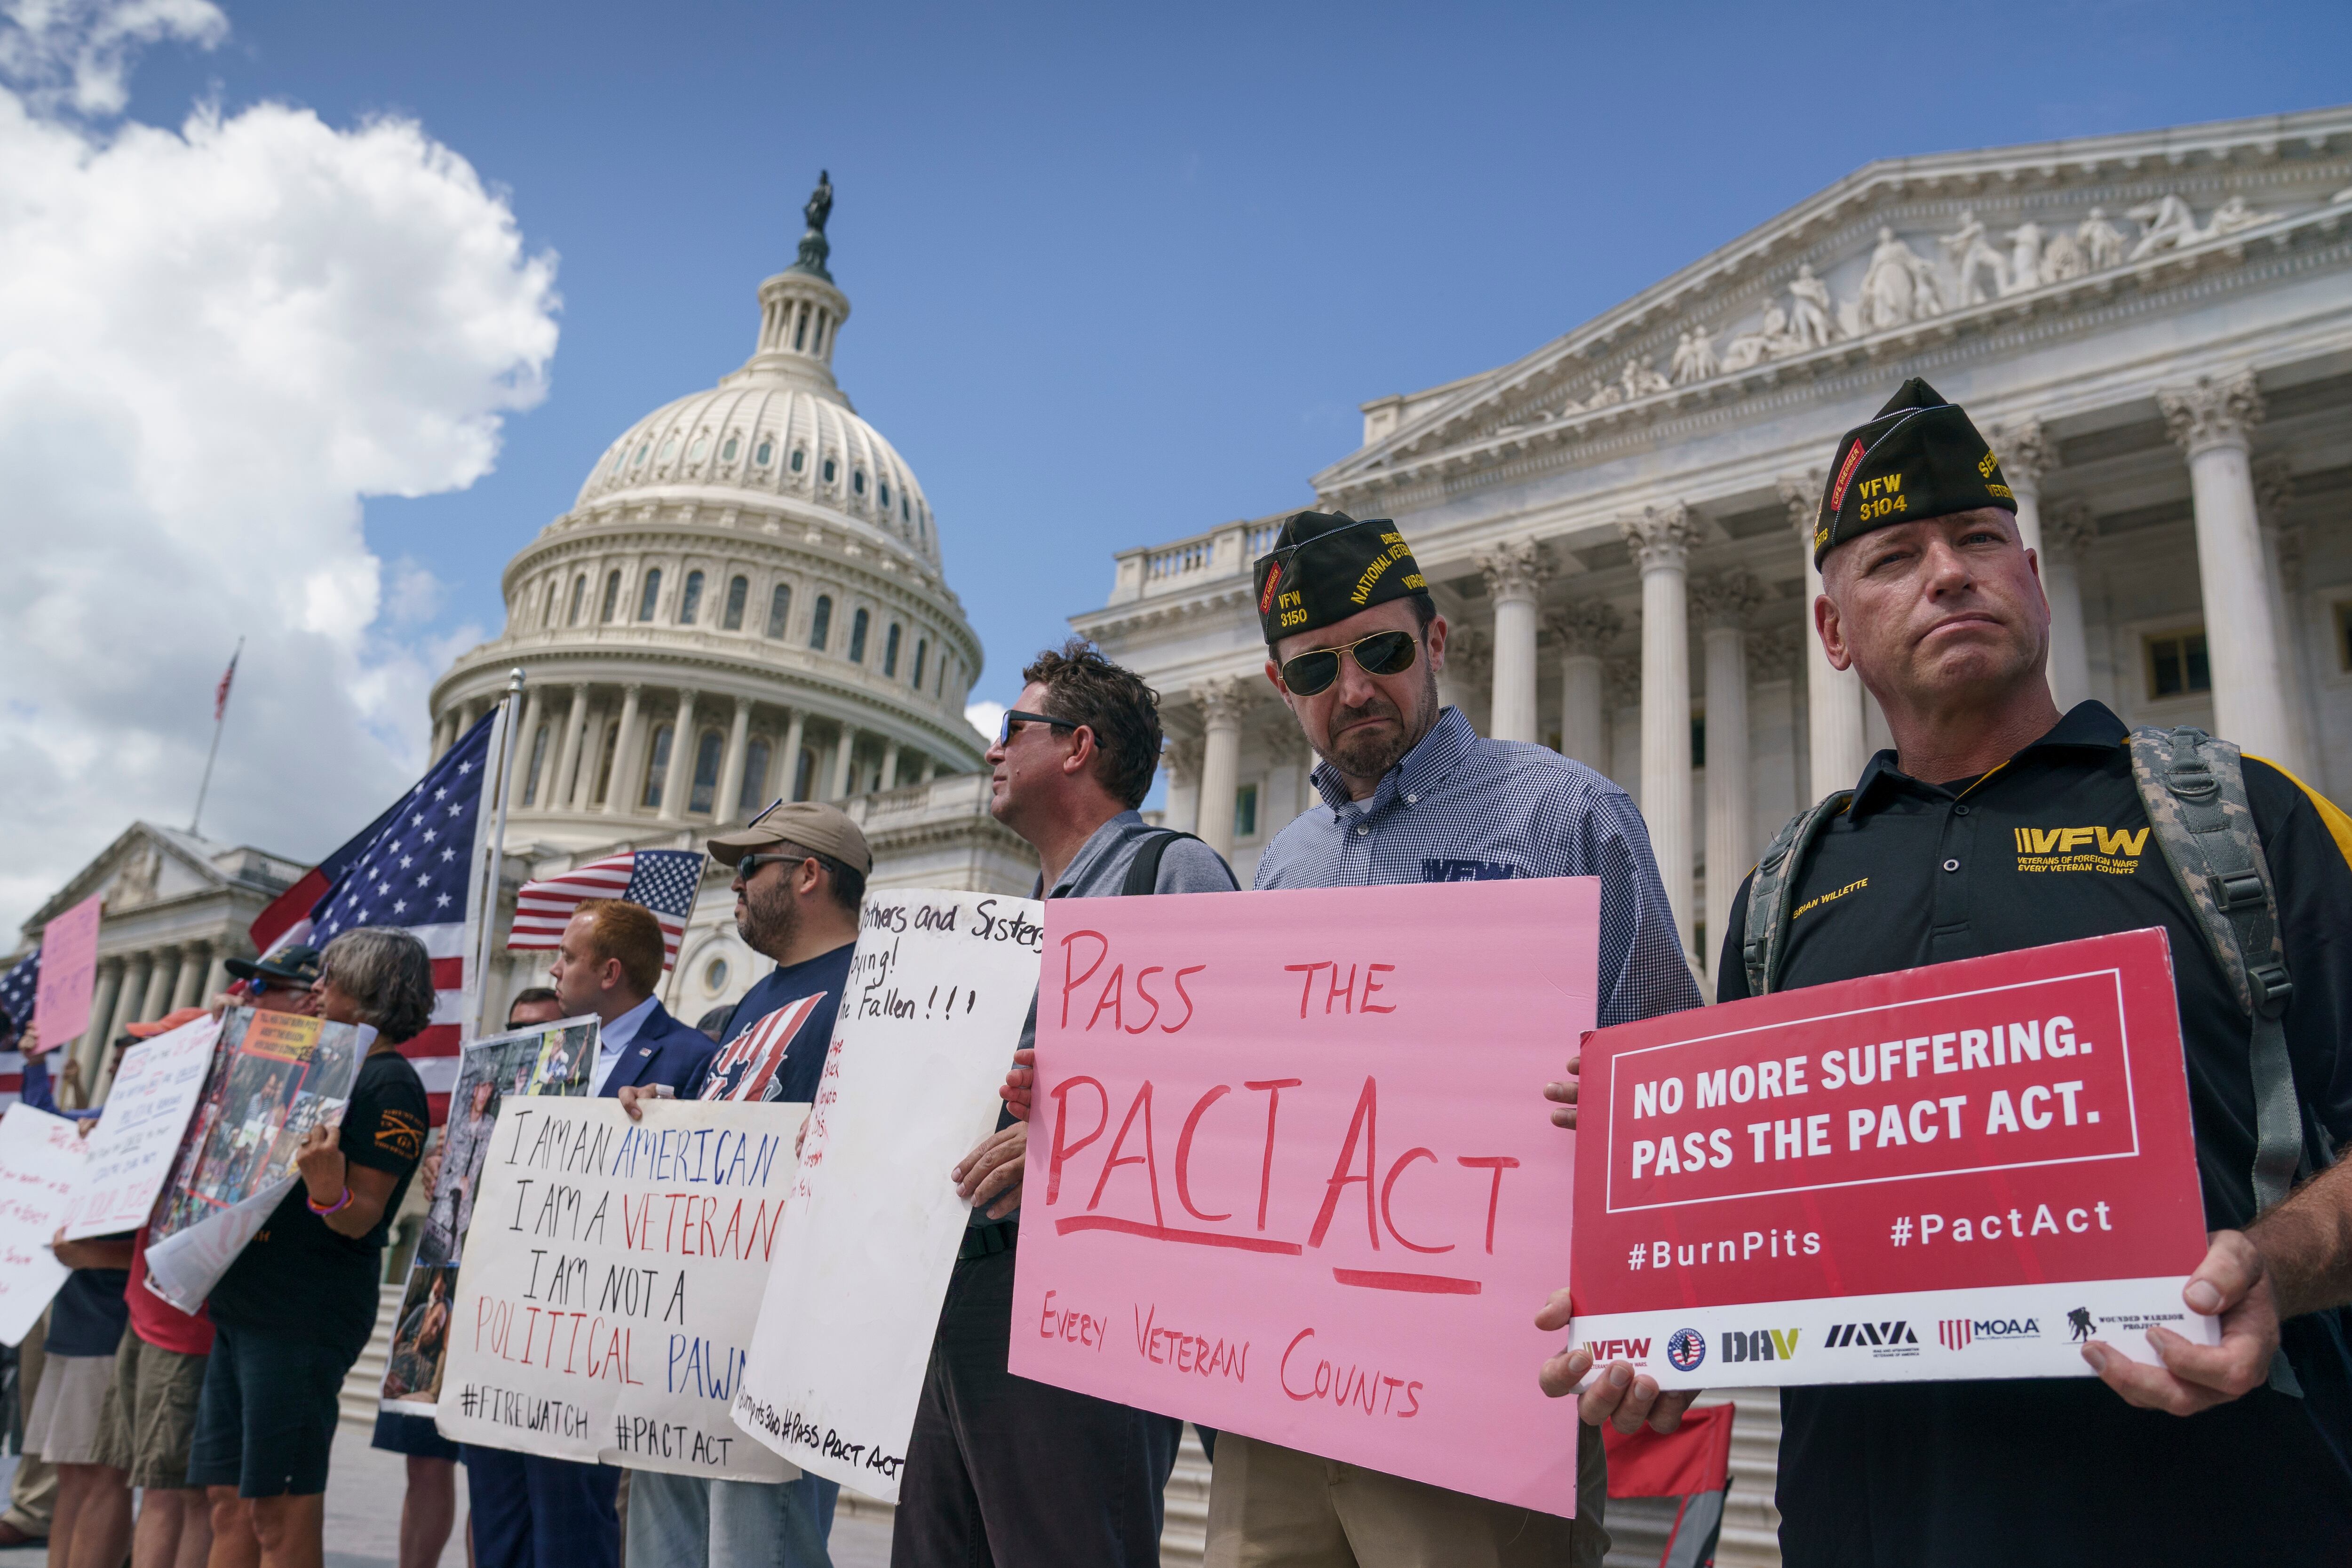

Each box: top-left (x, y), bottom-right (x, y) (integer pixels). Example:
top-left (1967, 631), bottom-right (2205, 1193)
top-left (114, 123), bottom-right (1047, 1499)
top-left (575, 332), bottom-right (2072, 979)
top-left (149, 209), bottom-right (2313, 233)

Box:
top-left (1204, 1424), bottom-right (1609, 1568)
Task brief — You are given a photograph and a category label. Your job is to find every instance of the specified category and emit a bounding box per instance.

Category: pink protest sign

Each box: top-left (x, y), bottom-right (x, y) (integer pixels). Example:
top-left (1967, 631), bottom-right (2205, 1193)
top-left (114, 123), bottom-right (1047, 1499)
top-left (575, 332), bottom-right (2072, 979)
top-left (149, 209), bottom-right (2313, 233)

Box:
top-left (1008, 878), bottom-right (1597, 1517)
top-left (34, 892), bottom-right (103, 1050)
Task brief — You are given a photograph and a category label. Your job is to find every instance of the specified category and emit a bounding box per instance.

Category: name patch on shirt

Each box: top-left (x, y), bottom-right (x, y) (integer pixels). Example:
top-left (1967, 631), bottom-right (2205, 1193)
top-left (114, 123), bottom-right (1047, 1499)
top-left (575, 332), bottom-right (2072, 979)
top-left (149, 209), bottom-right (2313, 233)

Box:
top-left (1421, 858), bottom-right (1520, 883)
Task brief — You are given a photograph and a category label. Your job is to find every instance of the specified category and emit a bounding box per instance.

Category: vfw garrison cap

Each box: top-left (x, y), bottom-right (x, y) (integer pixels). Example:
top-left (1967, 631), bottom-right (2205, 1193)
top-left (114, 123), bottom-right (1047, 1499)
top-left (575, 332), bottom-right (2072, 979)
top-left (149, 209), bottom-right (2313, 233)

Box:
top-left (1252, 510), bottom-right (1430, 645)
top-left (1814, 376), bottom-right (2017, 565)
top-left (707, 801), bottom-right (873, 876)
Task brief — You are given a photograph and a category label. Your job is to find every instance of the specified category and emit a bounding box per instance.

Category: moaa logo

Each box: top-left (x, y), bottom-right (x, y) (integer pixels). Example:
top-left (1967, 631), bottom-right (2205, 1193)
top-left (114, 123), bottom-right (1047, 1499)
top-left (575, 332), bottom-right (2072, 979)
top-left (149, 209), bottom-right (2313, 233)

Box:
top-left (1940, 1317), bottom-right (2042, 1351)
top-left (1665, 1328), bottom-right (1707, 1372)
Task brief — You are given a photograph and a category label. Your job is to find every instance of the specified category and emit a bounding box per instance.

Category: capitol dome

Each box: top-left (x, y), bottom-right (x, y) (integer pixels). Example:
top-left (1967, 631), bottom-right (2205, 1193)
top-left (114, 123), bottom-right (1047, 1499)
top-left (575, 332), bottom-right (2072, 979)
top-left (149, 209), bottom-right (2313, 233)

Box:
top-left (428, 173), bottom-right (992, 863)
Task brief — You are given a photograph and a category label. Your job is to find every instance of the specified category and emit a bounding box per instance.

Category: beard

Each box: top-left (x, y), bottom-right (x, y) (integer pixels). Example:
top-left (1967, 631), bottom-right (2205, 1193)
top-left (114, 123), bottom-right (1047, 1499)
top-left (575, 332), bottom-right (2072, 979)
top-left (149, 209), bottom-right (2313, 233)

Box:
top-left (737, 874), bottom-right (801, 957)
top-left (1316, 660), bottom-right (1439, 780)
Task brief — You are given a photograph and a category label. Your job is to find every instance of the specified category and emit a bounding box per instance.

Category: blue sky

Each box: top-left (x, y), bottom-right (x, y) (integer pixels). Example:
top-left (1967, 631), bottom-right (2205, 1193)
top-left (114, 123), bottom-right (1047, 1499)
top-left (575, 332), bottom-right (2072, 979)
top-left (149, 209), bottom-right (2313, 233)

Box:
top-left (107, 0), bottom-right (2352, 715)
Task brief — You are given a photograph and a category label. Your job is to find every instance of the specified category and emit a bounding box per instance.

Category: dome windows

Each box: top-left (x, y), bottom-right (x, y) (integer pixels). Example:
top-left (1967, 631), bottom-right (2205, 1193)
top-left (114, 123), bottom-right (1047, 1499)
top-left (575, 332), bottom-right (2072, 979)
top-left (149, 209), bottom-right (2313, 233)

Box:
top-left (568, 575), bottom-right (586, 625)
top-left (704, 955), bottom-right (730, 993)
top-left (913, 638), bottom-right (928, 690)
top-left (809, 595), bottom-right (833, 650)
top-left (722, 435), bottom-right (739, 463)
top-left (722, 575), bottom-right (748, 631)
top-left (638, 567), bottom-right (662, 621)
top-left (882, 622), bottom-right (901, 677)
top-left (754, 439), bottom-right (774, 466)
top-left (766, 584), bottom-right (792, 639)
top-left (822, 457), bottom-right (837, 485)
top-left (678, 570), bottom-right (704, 625)
top-left (660, 437), bottom-right (678, 463)
top-left (879, 480), bottom-right (891, 509)
top-left (852, 469), bottom-right (867, 497)
top-left (849, 607), bottom-right (870, 663)
top-left (790, 448), bottom-right (806, 474)
top-left (642, 725), bottom-right (674, 809)
top-left (632, 443), bottom-right (649, 467)
top-left (689, 728), bottom-right (725, 814)
top-left (689, 436), bottom-right (708, 462)
top-left (600, 570), bottom-right (622, 622)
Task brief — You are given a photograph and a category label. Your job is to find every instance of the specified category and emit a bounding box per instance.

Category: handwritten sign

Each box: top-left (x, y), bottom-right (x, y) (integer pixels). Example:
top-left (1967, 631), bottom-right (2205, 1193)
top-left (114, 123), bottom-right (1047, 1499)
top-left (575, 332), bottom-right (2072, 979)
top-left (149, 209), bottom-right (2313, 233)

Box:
top-left (0, 1106), bottom-right (91, 1345)
top-left (433, 1098), bottom-right (807, 1481)
top-left (62, 1014), bottom-right (220, 1239)
top-left (33, 893), bottom-right (102, 1050)
top-left (1567, 929), bottom-right (2213, 1386)
top-left (732, 889), bottom-right (1044, 1502)
top-left (1006, 879), bottom-right (1597, 1518)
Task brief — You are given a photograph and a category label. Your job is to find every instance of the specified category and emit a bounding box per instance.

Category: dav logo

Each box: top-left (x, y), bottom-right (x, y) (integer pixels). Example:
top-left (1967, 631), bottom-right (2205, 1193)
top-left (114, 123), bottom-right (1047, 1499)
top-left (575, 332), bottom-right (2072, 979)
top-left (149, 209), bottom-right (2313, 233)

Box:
top-left (1720, 1328), bottom-right (1801, 1365)
top-left (1940, 1317), bottom-right (2041, 1350)
top-left (1587, 1337), bottom-right (1651, 1365)
top-left (1825, 1321), bottom-right (1919, 1354)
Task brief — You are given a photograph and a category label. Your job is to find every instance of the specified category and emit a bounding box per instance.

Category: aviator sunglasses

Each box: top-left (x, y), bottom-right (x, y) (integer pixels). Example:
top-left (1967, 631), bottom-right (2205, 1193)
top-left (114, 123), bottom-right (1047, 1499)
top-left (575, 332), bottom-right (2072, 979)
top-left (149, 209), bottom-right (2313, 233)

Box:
top-left (1278, 629), bottom-right (1419, 697)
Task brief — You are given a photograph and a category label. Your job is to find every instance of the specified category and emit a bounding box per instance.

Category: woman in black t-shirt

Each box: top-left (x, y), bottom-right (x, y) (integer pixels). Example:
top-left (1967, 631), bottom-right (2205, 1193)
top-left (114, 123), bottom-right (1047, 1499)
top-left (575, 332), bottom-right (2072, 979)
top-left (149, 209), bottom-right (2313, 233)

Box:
top-left (186, 928), bottom-right (433, 1568)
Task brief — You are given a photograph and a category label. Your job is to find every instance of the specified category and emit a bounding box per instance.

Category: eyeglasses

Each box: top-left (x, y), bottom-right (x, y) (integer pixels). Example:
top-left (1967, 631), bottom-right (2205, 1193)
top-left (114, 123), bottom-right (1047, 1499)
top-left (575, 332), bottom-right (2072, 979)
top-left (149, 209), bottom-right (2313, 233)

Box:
top-left (996, 709), bottom-right (1078, 747)
top-left (1278, 629), bottom-right (1419, 697)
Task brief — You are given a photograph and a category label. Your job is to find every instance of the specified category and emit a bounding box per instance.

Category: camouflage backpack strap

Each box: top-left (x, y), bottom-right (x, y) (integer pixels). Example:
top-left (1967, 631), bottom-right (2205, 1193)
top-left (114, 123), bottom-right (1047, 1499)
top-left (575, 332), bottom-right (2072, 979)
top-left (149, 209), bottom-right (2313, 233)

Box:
top-left (1740, 790), bottom-right (1854, 998)
top-left (2128, 725), bottom-right (2304, 1395)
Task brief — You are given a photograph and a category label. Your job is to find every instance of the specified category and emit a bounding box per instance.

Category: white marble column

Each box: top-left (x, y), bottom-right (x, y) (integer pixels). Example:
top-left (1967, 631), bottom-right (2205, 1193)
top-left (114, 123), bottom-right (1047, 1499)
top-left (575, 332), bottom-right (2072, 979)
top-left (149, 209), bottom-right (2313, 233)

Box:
top-left (2160, 371), bottom-right (2300, 768)
top-left (658, 690), bottom-right (699, 821)
top-left (918, 755), bottom-right (936, 785)
top-left (513, 687), bottom-right (545, 806)
top-left (2042, 501), bottom-right (2098, 712)
top-left (1781, 474), bottom-right (1869, 798)
top-left (1196, 678), bottom-right (1247, 860)
top-left (1694, 573), bottom-right (1767, 976)
top-left (105, 954), bottom-right (149, 1048)
top-left (139, 949), bottom-right (180, 1024)
top-left (880, 744), bottom-right (902, 791)
top-left (1621, 503), bottom-right (1700, 961)
top-left (2255, 457), bottom-right (2320, 777)
top-left (780, 710), bottom-right (808, 802)
top-left (1548, 601), bottom-right (1622, 773)
top-left (551, 684), bottom-right (589, 812)
top-left (79, 959), bottom-right (123, 1071)
top-left (1989, 418), bottom-right (2050, 559)
top-left (1163, 738), bottom-right (1203, 834)
top-left (830, 724), bottom-right (859, 801)
top-left (715, 696), bottom-right (753, 821)
top-left (201, 950), bottom-right (231, 1006)
top-left (602, 685), bottom-right (644, 817)
top-left (170, 944), bottom-right (209, 1011)
top-left (1478, 539), bottom-right (1546, 743)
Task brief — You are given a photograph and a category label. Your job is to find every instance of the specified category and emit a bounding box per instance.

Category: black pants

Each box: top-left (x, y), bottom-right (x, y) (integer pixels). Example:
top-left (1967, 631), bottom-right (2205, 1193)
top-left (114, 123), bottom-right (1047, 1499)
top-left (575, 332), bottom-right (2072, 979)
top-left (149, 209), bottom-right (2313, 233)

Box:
top-left (891, 1247), bottom-right (1179, 1566)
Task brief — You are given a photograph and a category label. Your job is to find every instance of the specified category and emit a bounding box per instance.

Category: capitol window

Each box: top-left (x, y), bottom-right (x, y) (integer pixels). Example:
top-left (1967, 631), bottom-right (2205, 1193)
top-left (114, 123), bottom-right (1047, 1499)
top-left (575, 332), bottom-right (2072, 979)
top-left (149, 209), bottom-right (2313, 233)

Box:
top-left (593, 721), bottom-right (620, 805)
top-left (523, 722), bottom-right (549, 806)
top-left (849, 608), bottom-right (869, 663)
top-left (539, 578), bottom-right (557, 627)
top-left (809, 595), bottom-right (833, 650)
top-left (642, 725), bottom-right (674, 809)
top-left (600, 571), bottom-right (622, 622)
top-left (2147, 629), bottom-right (2211, 699)
top-left (638, 567), bottom-right (662, 621)
top-left (689, 436), bottom-right (708, 462)
top-left (704, 955), bottom-right (729, 993)
top-left (632, 443), bottom-right (648, 467)
top-left (883, 622), bottom-right (901, 677)
top-left (739, 740), bottom-right (771, 816)
top-left (822, 457), bottom-right (837, 484)
top-left (660, 437), bottom-right (677, 463)
top-left (568, 575), bottom-right (586, 625)
top-left (679, 570), bottom-right (704, 625)
top-left (689, 728), bottom-right (724, 814)
top-left (722, 575), bottom-right (748, 630)
top-left (879, 480), bottom-right (890, 508)
top-left (722, 435), bottom-right (739, 462)
top-left (852, 469), bottom-right (866, 496)
top-left (790, 448), bottom-right (805, 473)
top-left (755, 439), bottom-right (773, 466)
top-left (913, 638), bottom-right (927, 689)
top-left (767, 584), bottom-right (792, 639)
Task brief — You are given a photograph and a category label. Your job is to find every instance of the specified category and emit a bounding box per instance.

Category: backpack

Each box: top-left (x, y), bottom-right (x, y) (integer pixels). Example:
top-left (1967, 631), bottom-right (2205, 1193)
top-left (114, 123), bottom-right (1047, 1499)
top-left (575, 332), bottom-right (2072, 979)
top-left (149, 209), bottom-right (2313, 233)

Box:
top-left (1740, 726), bottom-right (2308, 1390)
top-left (1118, 828), bottom-right (1238, 897)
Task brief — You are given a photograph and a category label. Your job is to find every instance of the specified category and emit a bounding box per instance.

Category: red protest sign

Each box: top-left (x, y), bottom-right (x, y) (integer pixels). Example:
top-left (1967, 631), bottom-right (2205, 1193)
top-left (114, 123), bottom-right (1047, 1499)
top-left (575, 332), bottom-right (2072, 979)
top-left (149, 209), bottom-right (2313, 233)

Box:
top-left (1568, 929), bottom-right (2213, 1385)
top-left (1009, 879), bottom-right (1598, 1517)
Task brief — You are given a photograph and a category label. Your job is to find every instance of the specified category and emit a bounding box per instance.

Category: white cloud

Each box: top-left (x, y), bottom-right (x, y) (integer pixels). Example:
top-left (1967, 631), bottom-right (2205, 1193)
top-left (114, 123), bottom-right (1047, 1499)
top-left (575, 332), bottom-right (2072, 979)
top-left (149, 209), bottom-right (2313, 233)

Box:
top-left (0, 7), bottom-right (558, 940)
top-left (964, 700), bottom-right (1005, 748)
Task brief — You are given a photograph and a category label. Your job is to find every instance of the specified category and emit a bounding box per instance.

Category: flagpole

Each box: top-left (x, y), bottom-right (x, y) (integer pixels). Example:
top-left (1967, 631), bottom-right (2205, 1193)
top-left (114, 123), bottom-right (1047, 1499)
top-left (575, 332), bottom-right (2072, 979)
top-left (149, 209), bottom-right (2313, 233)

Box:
top-left (473, 669), bottom-right (527, 1043)
top-left (189, 637), bottom-right (243, 837)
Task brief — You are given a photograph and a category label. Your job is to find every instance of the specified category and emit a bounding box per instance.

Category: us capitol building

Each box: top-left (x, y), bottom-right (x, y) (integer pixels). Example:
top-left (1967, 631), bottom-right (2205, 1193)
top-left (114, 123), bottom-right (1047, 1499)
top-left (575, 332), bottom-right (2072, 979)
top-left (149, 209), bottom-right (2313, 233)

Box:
top-left (427, 175), bottom-right (1033, 1027)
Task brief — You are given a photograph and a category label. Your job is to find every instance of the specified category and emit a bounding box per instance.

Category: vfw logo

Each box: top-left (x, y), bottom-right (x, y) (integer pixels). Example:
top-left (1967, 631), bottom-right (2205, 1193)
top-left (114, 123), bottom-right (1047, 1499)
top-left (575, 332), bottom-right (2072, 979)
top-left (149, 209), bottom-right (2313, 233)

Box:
top-left (1665, 1328), bottom-right (1707, 1372)
top-left (1941, 1317), bottom-right (2042, 1350)
top-left (1587, 1338), bottom-right (1651, 1364)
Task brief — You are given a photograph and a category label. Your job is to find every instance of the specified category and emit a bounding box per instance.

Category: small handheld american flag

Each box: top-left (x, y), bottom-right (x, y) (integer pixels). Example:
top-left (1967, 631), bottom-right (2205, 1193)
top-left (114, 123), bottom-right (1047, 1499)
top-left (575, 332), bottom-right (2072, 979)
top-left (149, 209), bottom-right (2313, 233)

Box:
top-left (507, 850), bottom-right (706, 969)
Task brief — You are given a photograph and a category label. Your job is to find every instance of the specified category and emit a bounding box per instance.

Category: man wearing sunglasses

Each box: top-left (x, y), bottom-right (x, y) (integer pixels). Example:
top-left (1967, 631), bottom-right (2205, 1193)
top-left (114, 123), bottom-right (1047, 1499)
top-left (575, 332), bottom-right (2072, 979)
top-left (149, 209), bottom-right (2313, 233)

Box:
top-left (893, 639), bottom-right (1238, 1568)
top-left (1204, 510), bottom-right (1702, 1568)
top-left (221, 946), bottom-right (325, 1016)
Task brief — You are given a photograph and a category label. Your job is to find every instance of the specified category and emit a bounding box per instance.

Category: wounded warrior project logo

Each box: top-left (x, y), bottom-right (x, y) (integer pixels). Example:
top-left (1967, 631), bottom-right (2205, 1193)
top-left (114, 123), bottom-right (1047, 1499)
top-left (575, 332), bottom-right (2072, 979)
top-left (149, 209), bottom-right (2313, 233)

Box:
top-left (1939, 1316), bottom-right (2041, 1351)
top-left (1665, 1327), bottom-right (1707, 1372)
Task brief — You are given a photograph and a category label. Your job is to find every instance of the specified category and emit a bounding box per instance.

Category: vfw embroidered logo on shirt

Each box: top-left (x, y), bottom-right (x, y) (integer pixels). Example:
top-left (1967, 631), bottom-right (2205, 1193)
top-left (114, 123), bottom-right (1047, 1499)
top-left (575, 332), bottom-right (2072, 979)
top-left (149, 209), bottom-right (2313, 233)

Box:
top-left (1421, 859), bottom-right (1519, 883)
top-left (2012, 825), bottom-right (2149, 876)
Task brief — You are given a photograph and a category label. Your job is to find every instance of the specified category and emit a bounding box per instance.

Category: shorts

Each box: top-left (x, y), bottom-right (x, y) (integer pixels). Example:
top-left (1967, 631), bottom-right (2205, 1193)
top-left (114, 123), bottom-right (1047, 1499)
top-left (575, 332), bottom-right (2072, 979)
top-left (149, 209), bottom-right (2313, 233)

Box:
top-left (372, 1410), bottom-right (460, 1462)
top-left (21, 1353), bottom-right (115, 1466)
top-left (94, 1333), bottom-right (208, 1490)
top-left (185, 1321), bottom-right (358, 1498)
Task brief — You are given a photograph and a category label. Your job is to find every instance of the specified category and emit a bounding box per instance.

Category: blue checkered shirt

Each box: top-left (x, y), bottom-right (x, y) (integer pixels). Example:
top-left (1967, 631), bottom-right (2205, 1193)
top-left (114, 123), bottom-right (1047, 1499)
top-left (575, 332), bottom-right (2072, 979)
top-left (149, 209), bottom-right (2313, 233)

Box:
top-left (1253, 706), bottom-right (1704, 1028)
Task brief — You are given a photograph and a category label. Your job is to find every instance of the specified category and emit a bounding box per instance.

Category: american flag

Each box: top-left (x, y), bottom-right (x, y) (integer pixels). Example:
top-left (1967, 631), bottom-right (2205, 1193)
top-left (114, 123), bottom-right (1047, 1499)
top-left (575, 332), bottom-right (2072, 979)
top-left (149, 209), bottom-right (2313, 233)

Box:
top-left (507, 850), bottom-right (706, 968)
top-left (0, 950), bottom-right (36, 1106)
top-left (215, 644), bottom-right (240, 723)
top-left (298, 711), bottom-right (504, 1116)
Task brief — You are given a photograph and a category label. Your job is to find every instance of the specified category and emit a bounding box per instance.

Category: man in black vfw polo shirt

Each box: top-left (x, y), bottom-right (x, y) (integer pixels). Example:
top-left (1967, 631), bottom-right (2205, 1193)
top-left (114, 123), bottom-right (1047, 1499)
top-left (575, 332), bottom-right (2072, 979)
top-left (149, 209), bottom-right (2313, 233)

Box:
top-left (1549, 378), bottom-right (2352, 1566)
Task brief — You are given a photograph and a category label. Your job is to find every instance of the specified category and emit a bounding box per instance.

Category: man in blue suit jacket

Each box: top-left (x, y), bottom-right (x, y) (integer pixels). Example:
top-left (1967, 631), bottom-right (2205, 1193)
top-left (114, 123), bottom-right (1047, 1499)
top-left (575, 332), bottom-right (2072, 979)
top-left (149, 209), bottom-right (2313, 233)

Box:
top-left (548, 898), bottom-right (717, 1099)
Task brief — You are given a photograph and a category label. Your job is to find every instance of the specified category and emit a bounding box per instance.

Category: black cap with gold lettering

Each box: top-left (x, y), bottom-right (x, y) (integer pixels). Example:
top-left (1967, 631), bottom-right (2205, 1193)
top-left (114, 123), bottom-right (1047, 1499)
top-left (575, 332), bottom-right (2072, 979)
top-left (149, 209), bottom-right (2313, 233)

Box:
top-left (1253, 510), bottom-right (1430, 645)
top-left (1814, 377), bottom-right (2017, 565)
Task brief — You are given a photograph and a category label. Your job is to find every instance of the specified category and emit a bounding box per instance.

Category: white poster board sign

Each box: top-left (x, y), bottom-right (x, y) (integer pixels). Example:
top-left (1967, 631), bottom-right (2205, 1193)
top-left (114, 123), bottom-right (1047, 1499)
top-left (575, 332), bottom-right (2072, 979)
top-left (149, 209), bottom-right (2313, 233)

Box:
top-left (62, 1015), bottom-right (219, 1240)
top-left (0, 1105), bottom-right (92, 1345)
top-left (732, 889), bottom-right (1043, 1501)
top-left (433, 1097), bottom-right (808, 1481)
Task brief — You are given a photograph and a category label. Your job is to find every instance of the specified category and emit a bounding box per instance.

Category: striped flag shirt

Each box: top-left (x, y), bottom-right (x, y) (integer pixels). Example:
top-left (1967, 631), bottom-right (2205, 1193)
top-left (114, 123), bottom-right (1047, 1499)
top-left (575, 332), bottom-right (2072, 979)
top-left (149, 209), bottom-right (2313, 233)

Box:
top-left (699, 991), bottom-right (831, 1102)
top-left (302, 712), bottom-right (504, 1116)
top-left (507, 850), bottom-right (705, 969)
